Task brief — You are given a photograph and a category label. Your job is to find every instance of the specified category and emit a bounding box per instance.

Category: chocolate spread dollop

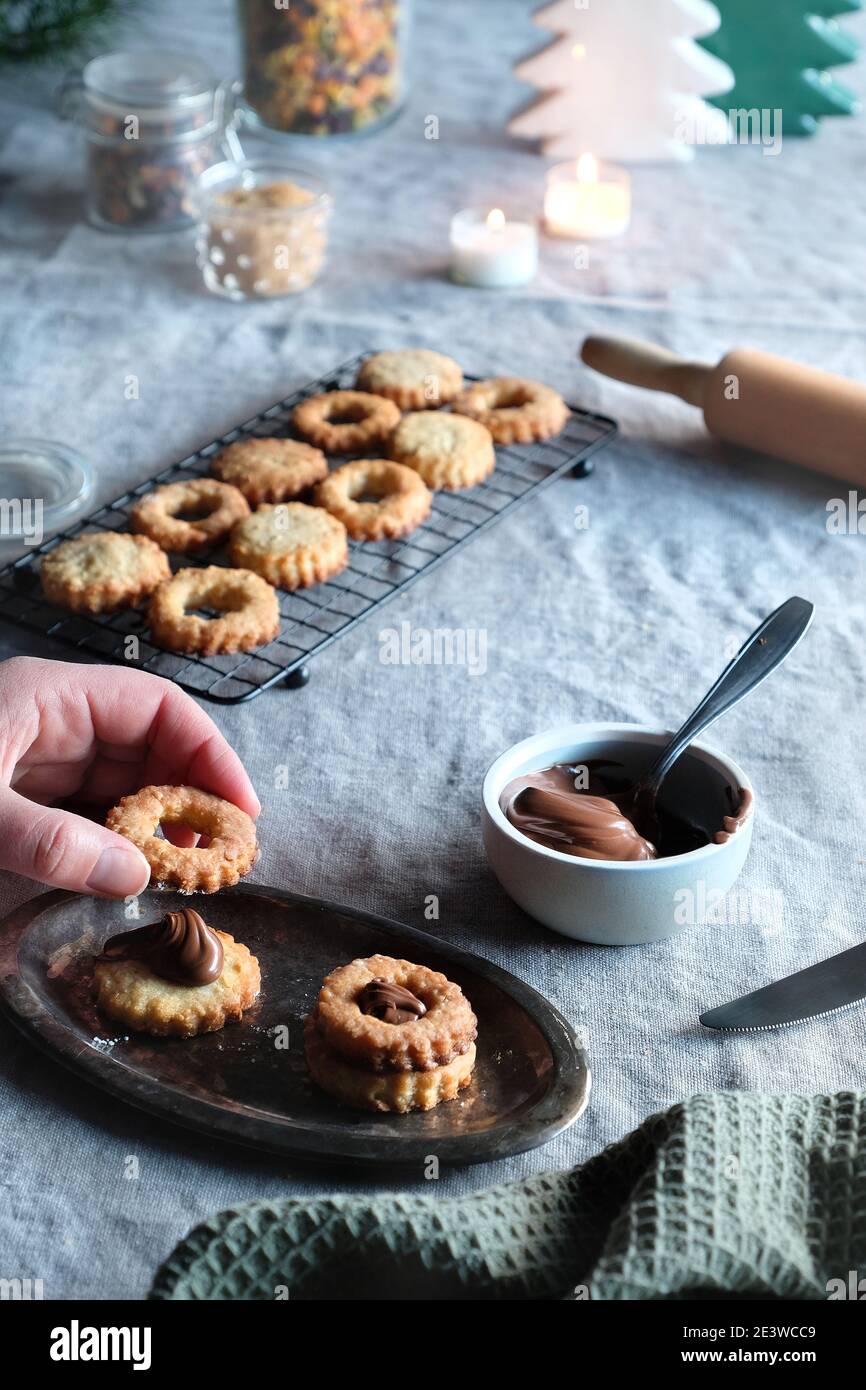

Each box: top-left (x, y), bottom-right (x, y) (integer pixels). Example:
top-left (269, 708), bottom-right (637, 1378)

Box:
top-left (99, 908), bottom-right (224, 986)
top-left (359, 978), bottom-right (427, 1025)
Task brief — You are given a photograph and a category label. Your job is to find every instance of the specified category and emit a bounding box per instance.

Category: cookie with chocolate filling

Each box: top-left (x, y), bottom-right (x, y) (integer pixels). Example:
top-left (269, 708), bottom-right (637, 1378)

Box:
top-left (305, 954), bottom-right (477, 1113)
top-left (93, 907), bottom-right (260, 1038)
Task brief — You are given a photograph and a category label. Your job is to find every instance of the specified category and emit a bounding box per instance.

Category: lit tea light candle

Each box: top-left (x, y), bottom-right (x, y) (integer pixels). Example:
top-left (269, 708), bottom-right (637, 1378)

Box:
top-left (544, 154), bottom-right (631, 241)
top-left (450, 207), bottom-right (538, 288)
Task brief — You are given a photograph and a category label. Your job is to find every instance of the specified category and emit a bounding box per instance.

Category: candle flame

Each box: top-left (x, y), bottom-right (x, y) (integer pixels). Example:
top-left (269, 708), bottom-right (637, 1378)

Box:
top-left (486, 208), bottom-right (506, 232)
top-left (571, 43), bottom-right (586, 60)
top-left (576, 153), bottom-right (598, 184)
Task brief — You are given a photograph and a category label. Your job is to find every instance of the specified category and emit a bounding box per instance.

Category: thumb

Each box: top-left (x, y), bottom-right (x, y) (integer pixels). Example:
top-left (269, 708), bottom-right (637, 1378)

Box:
top-left (0, 789), bottom-right (150, 898)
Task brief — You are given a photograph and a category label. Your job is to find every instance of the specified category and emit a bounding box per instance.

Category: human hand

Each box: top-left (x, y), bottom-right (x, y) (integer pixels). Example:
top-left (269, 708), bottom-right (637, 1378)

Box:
top-left (0, 657), bottom-right (260, 898)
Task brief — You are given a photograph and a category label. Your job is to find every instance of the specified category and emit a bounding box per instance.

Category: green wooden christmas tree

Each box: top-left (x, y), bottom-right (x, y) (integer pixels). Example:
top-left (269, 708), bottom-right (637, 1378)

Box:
top-left (701, 0), bottom-right (863, 136)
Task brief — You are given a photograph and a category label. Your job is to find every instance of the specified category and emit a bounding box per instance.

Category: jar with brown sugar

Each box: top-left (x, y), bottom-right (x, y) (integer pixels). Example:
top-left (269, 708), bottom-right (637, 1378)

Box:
top-left (196, 159), bottom-right (332, 300)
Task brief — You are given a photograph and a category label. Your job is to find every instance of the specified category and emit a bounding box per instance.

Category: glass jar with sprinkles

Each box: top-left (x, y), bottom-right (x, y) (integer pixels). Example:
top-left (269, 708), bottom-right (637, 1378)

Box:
top-left (196, 158), bottom-right (332, 300)
top-left (62, 51), bottom-right (242, 233)
top-left (238, 0), bottom-right (409, 137)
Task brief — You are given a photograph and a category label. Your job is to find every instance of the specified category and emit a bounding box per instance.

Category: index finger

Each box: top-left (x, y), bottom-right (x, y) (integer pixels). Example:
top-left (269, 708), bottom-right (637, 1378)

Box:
top-left (75, 664), bottom-right (261, 818)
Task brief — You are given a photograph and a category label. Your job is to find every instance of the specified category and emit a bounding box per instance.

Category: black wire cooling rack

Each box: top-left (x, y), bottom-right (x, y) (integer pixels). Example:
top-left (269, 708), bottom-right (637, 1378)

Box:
top-left (0, 356), bottom-right (617, 703)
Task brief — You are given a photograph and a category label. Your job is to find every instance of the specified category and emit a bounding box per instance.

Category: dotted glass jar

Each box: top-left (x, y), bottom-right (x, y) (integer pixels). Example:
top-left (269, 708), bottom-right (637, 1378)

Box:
top-left (196, 159), bottom-right (332, 300)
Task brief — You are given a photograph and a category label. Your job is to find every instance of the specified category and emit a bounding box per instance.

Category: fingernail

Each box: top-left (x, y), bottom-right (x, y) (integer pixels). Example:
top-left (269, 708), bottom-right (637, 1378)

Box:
top-left (86, 846), bottom-right (150, 897)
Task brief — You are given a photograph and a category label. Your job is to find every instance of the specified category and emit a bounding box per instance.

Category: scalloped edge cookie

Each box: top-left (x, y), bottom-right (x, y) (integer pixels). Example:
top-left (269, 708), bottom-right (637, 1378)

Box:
top-left (313, 954), bottom-right (477, 1073)
top-left (229, 502), bottom-right (348, 589)
top-left (41, 532), bottom-right (170, 614)
top-left (451, 377), bottom-right (569, 443)
top-left (211, 437), bottom-right (328, 505)
top-left (313, 459), bottom-right (431, 540)
top-left (148, 565), bottom-right (279, 655)
top-left (131, 479), bottom-right (250, 553)
top-left (356, 350), bottom-right (463, 410)
top-left (305, 1015), bottom-right (475, 1113)
top-left (293, 390), bottom-right (401, 454)
top-left (94, 931), bottom-right (260, 1038)
top-left (389, 412), bottom-right (496, 490)
top-left (106, 784), bottom-right (258, 892)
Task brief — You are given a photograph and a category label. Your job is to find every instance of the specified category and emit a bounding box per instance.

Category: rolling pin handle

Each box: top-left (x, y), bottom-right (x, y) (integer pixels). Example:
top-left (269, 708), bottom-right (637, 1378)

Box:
top-left (581, 335), bottom-right (711, 410)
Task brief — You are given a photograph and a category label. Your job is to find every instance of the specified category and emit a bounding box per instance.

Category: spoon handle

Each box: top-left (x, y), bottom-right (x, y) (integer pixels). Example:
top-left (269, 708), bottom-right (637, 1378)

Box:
top-left (644, 596), bottom-right (815, 790)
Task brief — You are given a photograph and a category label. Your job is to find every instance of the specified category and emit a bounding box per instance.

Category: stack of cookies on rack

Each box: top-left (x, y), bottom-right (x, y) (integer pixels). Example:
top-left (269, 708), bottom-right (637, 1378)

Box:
top-left (40, 349), bottom-right (570, 657)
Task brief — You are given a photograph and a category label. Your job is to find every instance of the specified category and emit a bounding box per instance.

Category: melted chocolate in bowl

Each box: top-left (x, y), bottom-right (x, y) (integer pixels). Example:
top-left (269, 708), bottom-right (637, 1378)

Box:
top-left (501, 756), bottom-right (751, 862)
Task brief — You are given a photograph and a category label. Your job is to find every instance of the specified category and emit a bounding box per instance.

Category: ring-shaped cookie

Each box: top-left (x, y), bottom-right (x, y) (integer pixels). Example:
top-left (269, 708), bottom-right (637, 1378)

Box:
top-left (355, 349), bottom-right (463, 411)
top-left (313, 459), bottom-right (431, 540)
top-left (451, 377), bottom-right (569, 443)
top-left (131, 479), bottom-right (250, 553)
top-left (293, 390), bottom-right (401, 454)
top-left (41, 532), bottom-right (170, 614)
top-left (148, 565), bottom-right (280, 655)
top-left (106, 784), bottom-right (258, 892)
top-left (314, 954), bottom-right (478, 1072)
top-left (229, 503), bottom-right (348, 590)
top-left (211, 437), bottom-right (328, 505)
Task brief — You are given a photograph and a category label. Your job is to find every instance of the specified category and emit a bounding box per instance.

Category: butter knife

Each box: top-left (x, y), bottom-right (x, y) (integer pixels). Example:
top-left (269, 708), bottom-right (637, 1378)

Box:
top-left (700, 941), bottom-right (866, 1032)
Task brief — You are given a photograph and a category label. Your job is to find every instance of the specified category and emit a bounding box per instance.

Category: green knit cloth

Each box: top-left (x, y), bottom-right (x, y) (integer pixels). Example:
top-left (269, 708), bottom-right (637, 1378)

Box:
top-left (150, 1093), bottom-right (866, 1300)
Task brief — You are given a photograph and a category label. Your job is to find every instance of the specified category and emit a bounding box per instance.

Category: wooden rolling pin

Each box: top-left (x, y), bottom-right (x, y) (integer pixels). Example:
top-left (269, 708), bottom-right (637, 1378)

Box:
top-left (581, 335), bottom-right (866, 487)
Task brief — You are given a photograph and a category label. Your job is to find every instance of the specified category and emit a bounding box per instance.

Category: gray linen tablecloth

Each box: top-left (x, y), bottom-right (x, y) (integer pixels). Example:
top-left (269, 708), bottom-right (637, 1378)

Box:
top-left (1, 0), bottom-right (866, 1300)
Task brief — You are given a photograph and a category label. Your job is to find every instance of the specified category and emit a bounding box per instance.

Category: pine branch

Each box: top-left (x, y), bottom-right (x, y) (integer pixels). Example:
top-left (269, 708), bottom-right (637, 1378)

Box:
top-left (0, 0), bottom-right (131, 62)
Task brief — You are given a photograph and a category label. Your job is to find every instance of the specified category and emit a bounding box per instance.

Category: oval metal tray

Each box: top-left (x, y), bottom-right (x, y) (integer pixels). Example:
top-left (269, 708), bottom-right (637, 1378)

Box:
top-left (0, 884), bottom-right (590, 1168)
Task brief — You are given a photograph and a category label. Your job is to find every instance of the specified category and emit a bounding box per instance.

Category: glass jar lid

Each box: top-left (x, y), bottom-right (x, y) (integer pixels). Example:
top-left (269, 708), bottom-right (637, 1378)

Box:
top-left (0, 439), bottom-right (94, 553)
top-left (83, 50), bottom-right (216, 114)
top-left (68, 50), bottom-right (222, 144)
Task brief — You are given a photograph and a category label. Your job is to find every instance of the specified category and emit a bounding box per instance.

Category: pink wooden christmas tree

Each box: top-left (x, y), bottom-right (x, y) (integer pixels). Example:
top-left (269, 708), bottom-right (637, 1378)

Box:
top-left (509, 0), bottom-right (736, 163)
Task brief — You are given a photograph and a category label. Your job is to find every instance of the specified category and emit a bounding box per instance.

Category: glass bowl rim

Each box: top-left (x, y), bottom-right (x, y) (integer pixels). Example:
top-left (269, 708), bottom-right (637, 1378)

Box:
top-left (197, 159), bottom-right (332, 219)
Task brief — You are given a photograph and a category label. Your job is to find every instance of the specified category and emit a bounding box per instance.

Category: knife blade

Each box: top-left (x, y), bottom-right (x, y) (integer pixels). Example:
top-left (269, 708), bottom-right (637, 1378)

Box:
top-left (700, 941), bottom-right (866, 1032)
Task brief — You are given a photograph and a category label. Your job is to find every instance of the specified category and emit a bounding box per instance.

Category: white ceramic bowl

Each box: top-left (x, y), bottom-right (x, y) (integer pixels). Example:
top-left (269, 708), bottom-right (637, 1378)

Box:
top-left (482, 723), bottom-right (754, 946)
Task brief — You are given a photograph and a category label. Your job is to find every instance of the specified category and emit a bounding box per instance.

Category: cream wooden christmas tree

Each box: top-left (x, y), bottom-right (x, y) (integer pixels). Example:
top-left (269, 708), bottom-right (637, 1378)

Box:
top-left (509, 0), bottom-right (736, 163)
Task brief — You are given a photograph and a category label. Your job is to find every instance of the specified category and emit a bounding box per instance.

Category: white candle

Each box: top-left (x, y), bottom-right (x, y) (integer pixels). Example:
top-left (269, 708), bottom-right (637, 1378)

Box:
top-left (450, 207), bottom-right (538, 288)
top-left (544, 154), bottom-right (631, 241)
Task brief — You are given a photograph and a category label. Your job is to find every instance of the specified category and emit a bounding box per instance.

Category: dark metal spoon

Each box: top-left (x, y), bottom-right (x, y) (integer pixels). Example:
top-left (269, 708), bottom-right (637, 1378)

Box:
top-left (630, 596), bottom-right (814, 845)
